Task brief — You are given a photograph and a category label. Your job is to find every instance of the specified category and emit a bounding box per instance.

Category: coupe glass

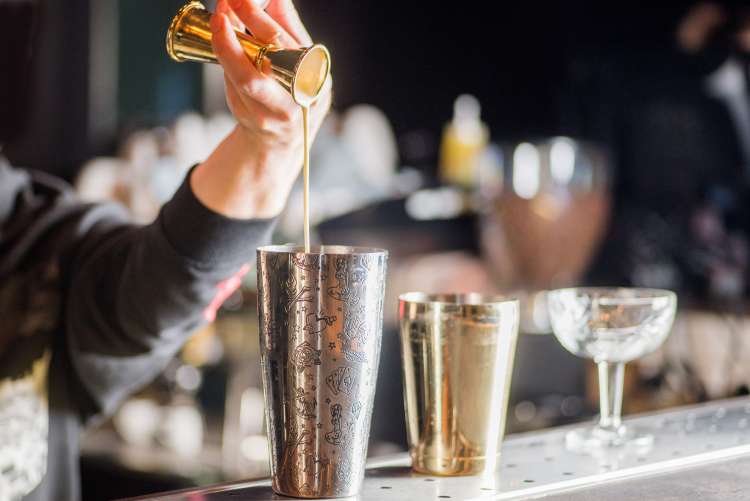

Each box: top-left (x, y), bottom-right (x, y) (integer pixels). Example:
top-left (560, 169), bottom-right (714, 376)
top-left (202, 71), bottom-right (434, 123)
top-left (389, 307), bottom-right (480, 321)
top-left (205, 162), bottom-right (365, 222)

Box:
top-left (547, 287), bottom-right (677, 449)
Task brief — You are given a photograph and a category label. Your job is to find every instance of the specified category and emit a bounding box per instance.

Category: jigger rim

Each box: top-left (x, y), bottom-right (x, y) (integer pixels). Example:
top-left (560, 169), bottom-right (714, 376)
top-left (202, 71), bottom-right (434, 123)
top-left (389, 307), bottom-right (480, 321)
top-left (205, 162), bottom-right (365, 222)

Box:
top-left (290, 44), bottom-right (331, 107)
top-left (399, 292), bottom-right (519, 307)
top-left (258, 244), bottom-right (387, 256)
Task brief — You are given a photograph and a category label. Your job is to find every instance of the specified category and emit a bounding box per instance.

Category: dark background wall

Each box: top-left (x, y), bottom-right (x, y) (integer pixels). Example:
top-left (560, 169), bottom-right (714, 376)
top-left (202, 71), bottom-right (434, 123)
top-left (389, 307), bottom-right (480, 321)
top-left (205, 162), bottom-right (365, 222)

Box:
top-left (298, 1), bottom-right (692, 138)
top-left (0, 0), bottom-right (715, 178)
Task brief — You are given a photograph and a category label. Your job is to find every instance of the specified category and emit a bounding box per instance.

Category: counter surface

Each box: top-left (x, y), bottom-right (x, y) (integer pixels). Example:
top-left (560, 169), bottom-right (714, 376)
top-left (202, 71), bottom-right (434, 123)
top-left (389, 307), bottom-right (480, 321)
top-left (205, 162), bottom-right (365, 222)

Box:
top-left (122, 397), bottom-right (750, 500)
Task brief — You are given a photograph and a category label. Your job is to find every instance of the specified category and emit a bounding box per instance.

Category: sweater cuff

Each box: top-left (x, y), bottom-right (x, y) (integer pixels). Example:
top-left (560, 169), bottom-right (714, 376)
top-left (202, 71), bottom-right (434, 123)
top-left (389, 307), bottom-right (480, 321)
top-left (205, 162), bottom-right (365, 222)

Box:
top-left (159, 166), bottom-right (276, 267)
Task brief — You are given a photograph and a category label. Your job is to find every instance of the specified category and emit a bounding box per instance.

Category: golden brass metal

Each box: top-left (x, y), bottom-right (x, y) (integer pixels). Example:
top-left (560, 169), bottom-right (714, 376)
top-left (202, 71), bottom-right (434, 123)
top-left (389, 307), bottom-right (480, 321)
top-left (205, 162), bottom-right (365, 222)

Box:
top-left (166, 1), bottom-right (330, 106)
top-left (399, 293), bottom-right (520, 476)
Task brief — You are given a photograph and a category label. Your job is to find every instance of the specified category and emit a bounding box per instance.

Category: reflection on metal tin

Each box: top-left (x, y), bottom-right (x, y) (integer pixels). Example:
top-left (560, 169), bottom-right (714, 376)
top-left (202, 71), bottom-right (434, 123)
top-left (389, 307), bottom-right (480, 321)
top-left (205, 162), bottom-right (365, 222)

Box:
top-left (257, 245), bottom-right (388, 498)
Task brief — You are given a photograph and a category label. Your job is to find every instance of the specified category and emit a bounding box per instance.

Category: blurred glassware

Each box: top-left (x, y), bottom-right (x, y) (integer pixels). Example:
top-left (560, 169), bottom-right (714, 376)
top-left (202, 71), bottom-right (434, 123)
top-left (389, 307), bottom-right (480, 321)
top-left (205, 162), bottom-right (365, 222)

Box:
top-left (547, 287), bottom-right (677, 450)
top-left (113, 398), bottom-right (161, 448)
top-left (645, 309), bottom-right (750, 403)
top-left (75, 157), bottom-right (129, 205)
top-left (75, 105), bottom-right (402, 242)
top-left (439, 94), bottom-right (489, 189)
top-left (479, 137), bottom-right (612, 333)
top-left (217, 307), bottom-right (270, 479)
top-left (159, 401), bottom-right (204, 457)
top-left (75, 111), bottom-right (236, 223)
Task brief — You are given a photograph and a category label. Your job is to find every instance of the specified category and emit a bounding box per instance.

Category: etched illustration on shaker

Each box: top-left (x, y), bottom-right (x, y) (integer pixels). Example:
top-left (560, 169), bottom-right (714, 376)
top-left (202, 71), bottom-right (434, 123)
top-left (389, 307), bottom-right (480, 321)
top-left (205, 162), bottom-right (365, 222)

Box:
top-left (257, 245), bottom-right (387, 498)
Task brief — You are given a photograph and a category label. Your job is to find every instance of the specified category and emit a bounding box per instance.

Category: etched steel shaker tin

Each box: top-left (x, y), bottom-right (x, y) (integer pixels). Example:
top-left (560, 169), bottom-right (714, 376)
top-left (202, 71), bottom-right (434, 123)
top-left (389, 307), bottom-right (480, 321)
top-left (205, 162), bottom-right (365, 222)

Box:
top-left (257, 245), bottom-right (388, 498)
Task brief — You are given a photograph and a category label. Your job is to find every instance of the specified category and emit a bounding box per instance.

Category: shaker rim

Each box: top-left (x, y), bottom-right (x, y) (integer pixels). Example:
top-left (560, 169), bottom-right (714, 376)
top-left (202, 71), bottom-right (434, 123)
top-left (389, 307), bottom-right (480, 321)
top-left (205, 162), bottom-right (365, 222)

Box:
top-left (399, 292), bottom-right (518, 307)
top-left (258, 244), bottom-right (388, 256)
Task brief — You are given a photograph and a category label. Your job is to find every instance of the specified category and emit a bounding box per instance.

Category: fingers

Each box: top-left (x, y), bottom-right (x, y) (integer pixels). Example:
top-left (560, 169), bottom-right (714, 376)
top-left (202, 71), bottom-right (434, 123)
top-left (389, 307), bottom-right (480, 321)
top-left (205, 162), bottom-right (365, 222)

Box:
top-left (228, 0), bottom-right (298, 47)
top-left (216, 0), bottom-right (245, 31)
top-left (211, 12), bottom-right (297, 114)
top-left (266, 0), bottom-right (313, 47)
top-left (225, 75), bottom-right (300, 122)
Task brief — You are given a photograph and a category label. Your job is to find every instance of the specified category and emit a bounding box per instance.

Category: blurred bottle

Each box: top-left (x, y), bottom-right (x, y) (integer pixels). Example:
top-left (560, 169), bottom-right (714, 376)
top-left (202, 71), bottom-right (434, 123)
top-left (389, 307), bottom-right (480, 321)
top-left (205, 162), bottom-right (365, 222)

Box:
top-left (439, 94), bottom-right (489, 189)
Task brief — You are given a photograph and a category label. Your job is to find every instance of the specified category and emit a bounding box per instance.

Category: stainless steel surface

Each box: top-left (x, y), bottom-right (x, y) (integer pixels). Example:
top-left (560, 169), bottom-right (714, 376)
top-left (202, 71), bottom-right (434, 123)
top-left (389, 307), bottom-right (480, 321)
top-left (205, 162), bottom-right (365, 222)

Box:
top-left (399, 293), bottom-right (519, 475)
top-left (256, 245), bottom-right (388, 498)
top-left (541, 455), bottom-right (750, 500)
top-left (123, 397), bottom-right (750, 500)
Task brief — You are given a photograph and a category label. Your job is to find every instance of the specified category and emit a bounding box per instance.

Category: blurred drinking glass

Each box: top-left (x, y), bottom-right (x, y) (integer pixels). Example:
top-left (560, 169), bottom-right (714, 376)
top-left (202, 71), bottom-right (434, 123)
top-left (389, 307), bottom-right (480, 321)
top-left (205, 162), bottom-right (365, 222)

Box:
top-left (480, 137), bottom-right (611, 333)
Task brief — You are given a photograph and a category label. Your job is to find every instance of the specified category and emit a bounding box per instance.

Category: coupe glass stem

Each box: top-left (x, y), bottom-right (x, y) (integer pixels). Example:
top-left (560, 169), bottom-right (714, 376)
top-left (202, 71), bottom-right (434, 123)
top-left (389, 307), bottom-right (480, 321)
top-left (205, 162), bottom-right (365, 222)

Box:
top-left (597, 361), bottom-right (625, 433)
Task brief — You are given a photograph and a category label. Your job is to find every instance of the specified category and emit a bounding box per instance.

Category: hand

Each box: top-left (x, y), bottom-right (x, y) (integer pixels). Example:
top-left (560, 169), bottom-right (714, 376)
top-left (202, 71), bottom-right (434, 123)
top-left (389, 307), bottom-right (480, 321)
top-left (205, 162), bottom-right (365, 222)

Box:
top-left (190, 0), bottom-right (332, 219)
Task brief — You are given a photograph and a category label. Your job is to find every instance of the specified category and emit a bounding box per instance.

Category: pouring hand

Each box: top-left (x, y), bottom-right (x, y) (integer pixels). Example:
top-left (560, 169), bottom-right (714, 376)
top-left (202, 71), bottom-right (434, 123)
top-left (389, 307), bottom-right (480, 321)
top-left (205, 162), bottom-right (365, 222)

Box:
top-left (190, 0), bottom-right (332, 219)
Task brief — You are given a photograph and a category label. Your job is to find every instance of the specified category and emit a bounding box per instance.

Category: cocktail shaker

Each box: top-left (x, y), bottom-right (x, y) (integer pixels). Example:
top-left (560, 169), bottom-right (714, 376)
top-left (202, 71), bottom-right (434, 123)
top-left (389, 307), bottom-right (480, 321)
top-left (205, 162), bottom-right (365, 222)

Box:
top-left (399, 293), bottom-right (519, 476)
top-left (257, 245), bottom-right (387, 498)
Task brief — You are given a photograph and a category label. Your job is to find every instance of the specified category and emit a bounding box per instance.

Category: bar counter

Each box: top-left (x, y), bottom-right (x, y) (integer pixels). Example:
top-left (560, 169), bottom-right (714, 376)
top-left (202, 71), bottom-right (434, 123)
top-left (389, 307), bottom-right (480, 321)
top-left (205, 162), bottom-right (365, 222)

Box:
top-left (122, 397), bottom-right (750, 500)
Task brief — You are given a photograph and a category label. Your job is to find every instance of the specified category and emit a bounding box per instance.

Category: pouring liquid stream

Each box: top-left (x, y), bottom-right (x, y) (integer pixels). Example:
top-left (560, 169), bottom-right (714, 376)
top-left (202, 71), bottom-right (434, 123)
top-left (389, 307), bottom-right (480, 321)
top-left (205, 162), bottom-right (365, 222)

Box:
top-left (302, 105), bottom-right (311, 253)
top-left (294, 49), bottom-right (330, 255)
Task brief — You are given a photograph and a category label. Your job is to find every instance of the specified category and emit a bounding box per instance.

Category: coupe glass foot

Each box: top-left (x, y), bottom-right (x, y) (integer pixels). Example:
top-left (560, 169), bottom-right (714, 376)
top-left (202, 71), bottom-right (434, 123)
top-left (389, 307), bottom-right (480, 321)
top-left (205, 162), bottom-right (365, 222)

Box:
top-left (565, 425), bottom-right (653, 451)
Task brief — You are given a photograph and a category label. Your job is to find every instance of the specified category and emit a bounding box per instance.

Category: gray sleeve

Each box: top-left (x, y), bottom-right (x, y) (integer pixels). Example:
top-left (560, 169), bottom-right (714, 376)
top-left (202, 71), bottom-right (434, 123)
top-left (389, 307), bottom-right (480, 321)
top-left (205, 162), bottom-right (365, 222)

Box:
top-left (65, 171), bottom-right (275, 419)
top-left (0, 161), bottom-right (26, 227)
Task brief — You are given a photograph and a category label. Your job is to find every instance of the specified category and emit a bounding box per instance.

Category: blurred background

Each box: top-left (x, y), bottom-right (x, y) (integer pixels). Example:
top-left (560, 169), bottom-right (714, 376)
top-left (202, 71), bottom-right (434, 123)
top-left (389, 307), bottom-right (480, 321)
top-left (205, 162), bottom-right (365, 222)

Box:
top-left (5, 0), bottom-right (750, 499)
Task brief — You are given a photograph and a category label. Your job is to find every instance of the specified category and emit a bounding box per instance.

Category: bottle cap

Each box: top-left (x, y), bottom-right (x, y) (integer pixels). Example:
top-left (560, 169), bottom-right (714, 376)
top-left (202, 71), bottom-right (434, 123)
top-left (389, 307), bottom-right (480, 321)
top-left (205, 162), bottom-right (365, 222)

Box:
top-left (454, 94), bottom-right (481, 124)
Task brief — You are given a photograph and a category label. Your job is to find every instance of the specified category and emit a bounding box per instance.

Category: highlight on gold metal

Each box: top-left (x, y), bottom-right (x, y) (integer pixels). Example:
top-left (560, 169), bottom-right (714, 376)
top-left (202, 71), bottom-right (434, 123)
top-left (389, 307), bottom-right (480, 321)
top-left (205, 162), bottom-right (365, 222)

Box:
top-left (166, 1), bottom-right (331, 106)
top-left (254, 45), bottom-right (268, 72)
top-left (399, 293), bottom-right (520, 476)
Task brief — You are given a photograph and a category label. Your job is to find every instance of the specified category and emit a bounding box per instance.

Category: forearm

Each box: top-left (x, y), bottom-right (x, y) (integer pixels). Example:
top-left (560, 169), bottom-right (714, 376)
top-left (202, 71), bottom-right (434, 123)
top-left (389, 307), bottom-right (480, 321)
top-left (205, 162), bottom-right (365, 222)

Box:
top-left (66, 174), bottom-right (276, 418)
top-left (191, 125), bottom-right (301, 219)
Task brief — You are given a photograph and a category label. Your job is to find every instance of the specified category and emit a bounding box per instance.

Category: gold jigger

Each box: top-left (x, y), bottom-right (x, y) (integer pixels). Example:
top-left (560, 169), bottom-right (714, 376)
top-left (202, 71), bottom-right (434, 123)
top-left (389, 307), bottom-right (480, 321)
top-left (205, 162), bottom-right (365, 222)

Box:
top-left (166, 1), bottom-right (330, 106)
